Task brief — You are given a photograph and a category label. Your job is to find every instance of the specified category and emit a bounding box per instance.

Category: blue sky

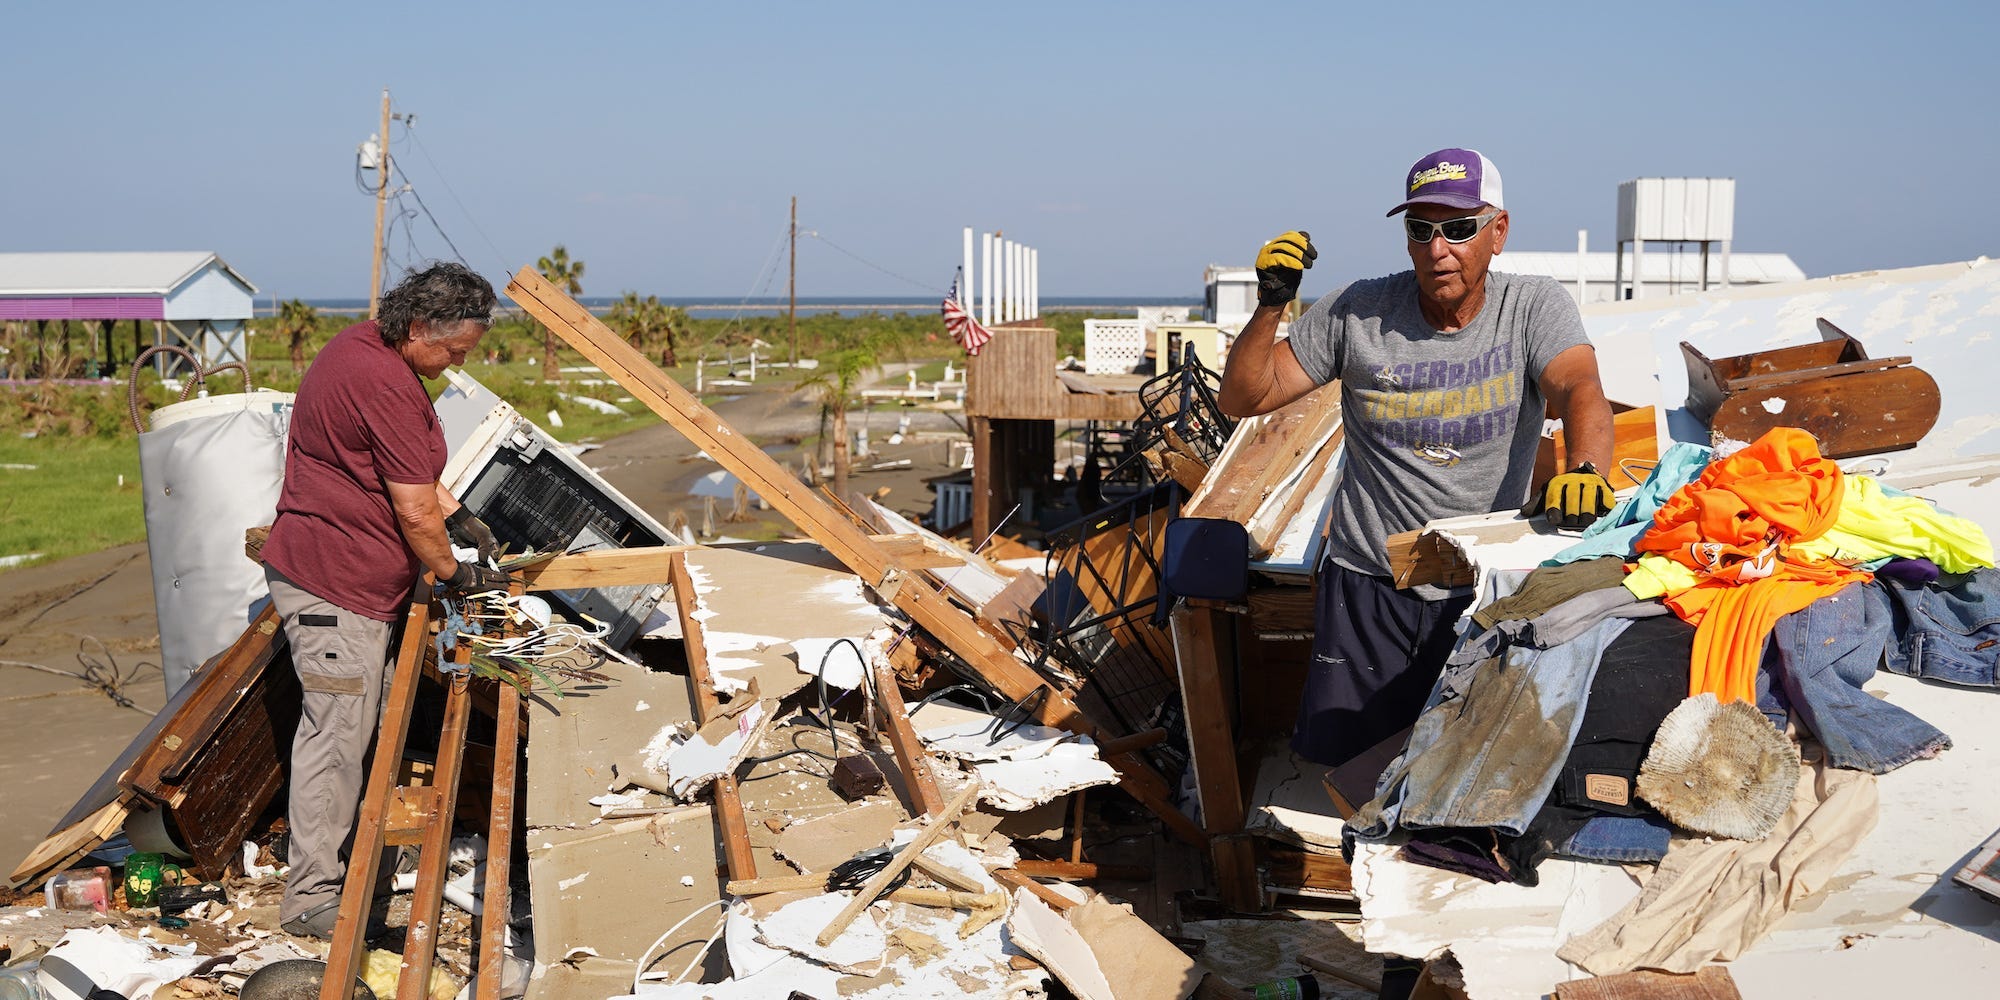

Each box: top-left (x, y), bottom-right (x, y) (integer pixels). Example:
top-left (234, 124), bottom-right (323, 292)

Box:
top-left (2, 2), bottom-right (1991, 301)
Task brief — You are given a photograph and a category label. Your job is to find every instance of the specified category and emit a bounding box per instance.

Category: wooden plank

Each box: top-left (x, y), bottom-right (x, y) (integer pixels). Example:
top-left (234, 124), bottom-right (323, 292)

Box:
top-left (511, 269), bottom-right (1204, 848)
top-left (1246, 588), bottom-right (1314, 635)
top-left (1184, 382), bottom-right (1340, 522)
top-left (8, 798), bottom-right (129, 889)
top-left (874, 658), bottom-right (945, 817)
top-left (1245, 424), bottom-right (1343, 559)
top-left (475, 679), bottom-right (522, 1000)
top-left (1011, 860), bottom-right (1152, 881)
top-left (815, 781), bottom-right (980, 946)
top-left (1709, 367), bottom-right (1940, 459)
top-left (518, 536), bottom-right (950, 590)
top-left (991, 867), bottom-right (1079, 912)
top-left (398, 673), bottom-right (474, 1000)
top-left (1383, 529), bottom-right (1477, 590)
top-left (1534, 404), bottom-right (1660, 493)
top-left (1260, 842), bottom-right (1354, 896)
top-left (321, 590), bottom-right (434, 999)
top-left (668, 550), bottom-right (757, 882)
top-left (1170, 604), bottom-right (1256, 910)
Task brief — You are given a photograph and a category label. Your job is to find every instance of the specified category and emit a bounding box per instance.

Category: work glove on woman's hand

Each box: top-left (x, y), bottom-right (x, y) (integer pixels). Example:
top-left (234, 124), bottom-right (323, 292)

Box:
top-left (446, 507), bottom-right (501, 565)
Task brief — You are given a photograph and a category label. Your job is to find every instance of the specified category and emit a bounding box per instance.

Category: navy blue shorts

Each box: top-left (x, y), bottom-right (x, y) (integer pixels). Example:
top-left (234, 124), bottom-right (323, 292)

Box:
top-left (1292, 561), bottom-right (1473, 768)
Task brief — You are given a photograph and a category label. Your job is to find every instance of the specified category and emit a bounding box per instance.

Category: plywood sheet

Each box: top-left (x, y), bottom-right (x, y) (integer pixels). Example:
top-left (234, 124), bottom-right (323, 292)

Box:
top-left (524, 658), bottom-right (699, 832)
top-left (680, 543), bottom-right (893, 700)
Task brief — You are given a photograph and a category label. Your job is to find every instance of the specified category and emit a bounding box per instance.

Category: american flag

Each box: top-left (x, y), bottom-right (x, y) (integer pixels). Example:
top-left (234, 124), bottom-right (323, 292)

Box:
top-left (941, 270), bottom-right (992, 357)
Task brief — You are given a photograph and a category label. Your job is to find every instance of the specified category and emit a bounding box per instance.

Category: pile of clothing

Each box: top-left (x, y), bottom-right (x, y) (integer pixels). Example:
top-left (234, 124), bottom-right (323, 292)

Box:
top-left (1350, 427), bottom-right (1997, 970)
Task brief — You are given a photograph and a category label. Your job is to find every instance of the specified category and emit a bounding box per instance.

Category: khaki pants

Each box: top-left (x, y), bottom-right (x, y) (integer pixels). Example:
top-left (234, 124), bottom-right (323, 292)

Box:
top-left (264, 565), bottom-right (398, 925)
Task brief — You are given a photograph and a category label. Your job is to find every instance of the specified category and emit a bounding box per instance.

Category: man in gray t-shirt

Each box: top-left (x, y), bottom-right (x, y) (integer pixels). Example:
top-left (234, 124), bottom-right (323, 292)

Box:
top-left (1218, 147), bottom-right (1616, 770)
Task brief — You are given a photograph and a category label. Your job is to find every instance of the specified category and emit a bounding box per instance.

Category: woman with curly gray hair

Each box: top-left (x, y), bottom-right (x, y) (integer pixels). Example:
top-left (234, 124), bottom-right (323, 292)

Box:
top-left (258, 260), bottom-right (510, 939)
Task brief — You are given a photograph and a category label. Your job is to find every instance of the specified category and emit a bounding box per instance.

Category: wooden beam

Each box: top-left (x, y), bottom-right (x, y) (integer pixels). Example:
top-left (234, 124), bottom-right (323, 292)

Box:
top-left (816, 781), bottom-right (980, 946)
top-left (476, 596), bottom-right (526, 1000)
top-left (1171, 603), bottom-right (1259, 911)
top-left (1245, 424), bottom-right (1343, 559)
top-left (669, 552), bottom-right (756, 882)
top-left (873, 658), bottom-right (945, 817)
top-left (321, 591), bottom-right (434, 997)
top-left (1184, 382), bottom-right (1340, 523)
top-left (991, 868), bottom-right (1079, 912)
top-left (516, 536), bottom-right (957, 590)
top-left (397, 674), bottom-right (474, 1000)
top-left (1011, 860), bottom-right (1152, 881)
top-left (509, 268), bottom-right (1205, 848)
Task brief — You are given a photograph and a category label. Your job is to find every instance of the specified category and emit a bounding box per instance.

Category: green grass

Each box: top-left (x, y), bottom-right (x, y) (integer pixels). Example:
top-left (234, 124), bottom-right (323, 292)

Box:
top-left (0, 306), bottom-right (990, 574)
top-left (0, 436), bottom-right (144, 569)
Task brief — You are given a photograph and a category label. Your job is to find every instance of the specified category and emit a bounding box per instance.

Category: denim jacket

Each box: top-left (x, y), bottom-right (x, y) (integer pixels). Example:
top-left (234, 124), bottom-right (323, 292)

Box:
top-left (1764, 582), bottom-right (1951, 774)
top-left (1879, 568), bottom-right (2000, 688)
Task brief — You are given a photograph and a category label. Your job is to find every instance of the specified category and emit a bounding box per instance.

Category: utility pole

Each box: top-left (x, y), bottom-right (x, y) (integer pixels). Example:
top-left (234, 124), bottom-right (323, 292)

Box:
top-left (368, 88), bottom-right (391, 319)
top-left (788, 195), bottom-right (798, 366)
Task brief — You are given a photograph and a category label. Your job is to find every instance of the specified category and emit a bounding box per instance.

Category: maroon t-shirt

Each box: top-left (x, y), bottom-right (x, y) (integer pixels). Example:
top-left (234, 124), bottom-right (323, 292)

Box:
top-left (264, 322), bottom-right (446, 621)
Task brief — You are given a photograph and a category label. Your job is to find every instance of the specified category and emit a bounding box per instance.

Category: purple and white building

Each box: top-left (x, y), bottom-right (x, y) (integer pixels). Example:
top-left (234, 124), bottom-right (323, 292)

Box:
top-left (0, 251), bottom-right (257, 376)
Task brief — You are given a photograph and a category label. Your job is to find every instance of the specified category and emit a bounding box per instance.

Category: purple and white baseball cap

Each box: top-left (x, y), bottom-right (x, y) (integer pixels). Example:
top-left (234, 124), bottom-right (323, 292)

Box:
top-left (1385, 148), bottom-right (1505, 217)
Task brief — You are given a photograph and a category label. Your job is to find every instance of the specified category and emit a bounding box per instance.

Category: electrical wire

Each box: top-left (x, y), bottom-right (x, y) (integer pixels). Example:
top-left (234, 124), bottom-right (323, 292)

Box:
top-left (403, 124), bottom-right (512, 273)
top-left (805, 231), bottom-right (946, 295)
top-left (632, 898), bottom-right (729, 992)
top-left (0, 635), bottom-right (153, 712)
top-left (393, 162), bottom-right (473, 270)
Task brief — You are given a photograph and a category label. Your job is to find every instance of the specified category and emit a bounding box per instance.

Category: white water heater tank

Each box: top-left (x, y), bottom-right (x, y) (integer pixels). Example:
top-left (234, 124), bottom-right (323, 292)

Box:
top-left (139, 389), bottom-right (293, 696)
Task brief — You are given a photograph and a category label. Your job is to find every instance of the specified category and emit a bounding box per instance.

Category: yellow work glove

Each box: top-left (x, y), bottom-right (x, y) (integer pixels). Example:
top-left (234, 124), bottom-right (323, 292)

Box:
top-left (1254, 230), bottom-right (1317, 306)
top-left (1537, 462), bottom-right (1615, 530)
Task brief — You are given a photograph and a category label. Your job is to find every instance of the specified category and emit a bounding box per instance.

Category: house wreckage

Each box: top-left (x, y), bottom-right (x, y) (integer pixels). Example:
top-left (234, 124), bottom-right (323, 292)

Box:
top-left (6, 258), bottom-right (2000, 999)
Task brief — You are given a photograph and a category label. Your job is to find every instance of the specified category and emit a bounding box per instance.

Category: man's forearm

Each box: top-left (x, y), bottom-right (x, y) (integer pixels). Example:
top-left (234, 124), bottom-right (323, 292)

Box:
top-left (1217, 304), bottom-right (1292, 417)
top-left (1557, 383), bottom-right (1615, 473)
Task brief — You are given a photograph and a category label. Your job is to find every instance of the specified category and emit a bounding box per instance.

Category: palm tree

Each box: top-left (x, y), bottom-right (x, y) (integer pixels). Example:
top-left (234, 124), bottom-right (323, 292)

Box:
top-left (794, 342), bottom-right (880, 499)
top-left (277, 299), bottom-right (320, 374)
top-left (609, 292), bottom-right (689, 368)
top-left (536, 245), bottom-right (585, 382)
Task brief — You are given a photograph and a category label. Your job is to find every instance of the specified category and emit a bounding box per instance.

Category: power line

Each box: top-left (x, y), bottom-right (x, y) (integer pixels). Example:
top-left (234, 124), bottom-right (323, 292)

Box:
top-left (403, 124), bottom-right (512, 273)
top-left (805, 231), bottom-right (946, 294)
top-left (393, 162), bottom-right (473, 270)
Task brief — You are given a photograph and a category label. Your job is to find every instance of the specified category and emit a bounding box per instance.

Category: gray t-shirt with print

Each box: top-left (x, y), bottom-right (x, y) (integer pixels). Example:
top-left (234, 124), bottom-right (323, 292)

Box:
top-left (1285, 269), bottom-right (1589, 599)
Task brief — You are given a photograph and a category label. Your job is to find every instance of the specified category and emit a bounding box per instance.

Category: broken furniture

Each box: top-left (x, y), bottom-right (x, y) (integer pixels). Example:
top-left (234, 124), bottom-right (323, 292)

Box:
top-left (11, 605), bottom-right (300, 891)
top-left (1681, 319), bottom-right (1939, 458)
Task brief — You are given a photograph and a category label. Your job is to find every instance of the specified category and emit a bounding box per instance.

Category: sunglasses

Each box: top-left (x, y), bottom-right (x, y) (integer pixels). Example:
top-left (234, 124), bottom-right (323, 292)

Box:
top-left (1404, 211), bottom-right (1501, 245)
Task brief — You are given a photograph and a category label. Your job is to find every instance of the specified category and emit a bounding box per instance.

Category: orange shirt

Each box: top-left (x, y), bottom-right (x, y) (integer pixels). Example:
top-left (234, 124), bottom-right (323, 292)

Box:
top-left (1633, 428), bottom-right (1870, 703)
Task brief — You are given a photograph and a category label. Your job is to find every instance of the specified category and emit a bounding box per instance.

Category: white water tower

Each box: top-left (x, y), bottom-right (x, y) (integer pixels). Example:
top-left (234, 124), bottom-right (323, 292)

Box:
top-left (1614, 178), bottom-right (1735, 300)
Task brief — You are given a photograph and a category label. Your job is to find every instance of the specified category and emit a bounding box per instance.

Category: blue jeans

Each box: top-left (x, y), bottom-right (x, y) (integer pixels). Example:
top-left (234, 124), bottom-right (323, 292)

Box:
top-left (1352, 615), bottom-right (1635, 839)
top-left (1560, 814), bottom-right (1673, 863)
top-left (1879, 568), bottom-right (2000, 687)
top-left (1764, 582), bottom-right (1951, 774)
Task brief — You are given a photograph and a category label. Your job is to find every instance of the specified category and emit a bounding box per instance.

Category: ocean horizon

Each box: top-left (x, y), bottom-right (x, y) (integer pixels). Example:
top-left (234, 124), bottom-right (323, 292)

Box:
top-left (259, 295), bottom-right (1201, 318)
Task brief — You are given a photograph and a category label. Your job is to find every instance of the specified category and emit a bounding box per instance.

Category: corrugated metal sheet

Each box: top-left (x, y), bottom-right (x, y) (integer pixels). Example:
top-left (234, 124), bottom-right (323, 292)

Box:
top-left (0, 296), bottom-right (164, 321)
top-left (0, 251), bottom-right (256, 296)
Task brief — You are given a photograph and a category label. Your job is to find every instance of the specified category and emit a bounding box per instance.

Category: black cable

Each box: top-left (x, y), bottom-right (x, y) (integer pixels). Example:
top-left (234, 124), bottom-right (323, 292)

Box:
top-left (404, 127), bottom-right (511, 272)
top-left (393, 162), bottom-right (473, 269)
top-left (828, 849), bottom-right (912, 895)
